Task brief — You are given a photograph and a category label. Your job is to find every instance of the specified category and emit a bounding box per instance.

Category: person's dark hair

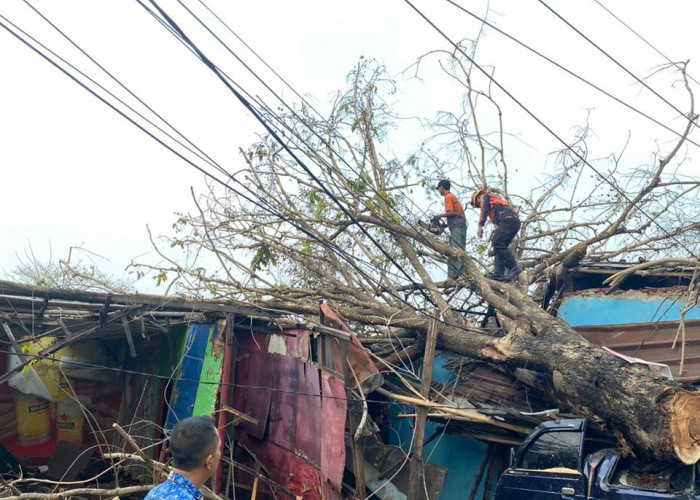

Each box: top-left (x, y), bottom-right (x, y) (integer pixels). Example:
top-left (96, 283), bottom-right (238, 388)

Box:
top-left (436, 179), bottom-right (451, 191)
top-left (169, 416), bottom-right (218, 471)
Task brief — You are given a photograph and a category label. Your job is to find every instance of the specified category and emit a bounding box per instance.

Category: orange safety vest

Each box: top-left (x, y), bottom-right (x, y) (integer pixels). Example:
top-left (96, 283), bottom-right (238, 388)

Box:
top-left (479, 194), bottom-right (517, 226)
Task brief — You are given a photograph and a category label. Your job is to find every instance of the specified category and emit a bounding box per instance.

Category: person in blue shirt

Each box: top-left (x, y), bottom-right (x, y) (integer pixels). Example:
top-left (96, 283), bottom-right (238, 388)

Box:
top-left (145, 416), bottom-right (222, 500)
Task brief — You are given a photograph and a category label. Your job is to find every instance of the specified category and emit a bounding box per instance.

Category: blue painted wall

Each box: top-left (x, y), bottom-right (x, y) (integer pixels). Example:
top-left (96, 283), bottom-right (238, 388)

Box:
top-left (558, 293), bottom-right (700, 327)
top-left (388, 351), bottom-right (492, 499)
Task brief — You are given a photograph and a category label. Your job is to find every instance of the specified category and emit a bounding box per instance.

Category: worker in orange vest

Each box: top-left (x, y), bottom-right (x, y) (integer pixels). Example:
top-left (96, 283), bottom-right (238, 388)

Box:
top-left (433, 179), bottom-right (467, 281)
top-left (471, 189), bottom-right (522, 281)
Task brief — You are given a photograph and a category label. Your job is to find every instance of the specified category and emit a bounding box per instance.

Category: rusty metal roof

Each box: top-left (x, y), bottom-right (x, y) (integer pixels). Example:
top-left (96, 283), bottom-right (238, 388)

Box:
top-left (573, 319), bottom-right (700, 382)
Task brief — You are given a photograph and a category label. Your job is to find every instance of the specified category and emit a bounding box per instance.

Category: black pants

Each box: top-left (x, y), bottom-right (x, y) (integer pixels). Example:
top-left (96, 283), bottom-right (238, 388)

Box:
top-left (491, 217), bottom-right (520, 274)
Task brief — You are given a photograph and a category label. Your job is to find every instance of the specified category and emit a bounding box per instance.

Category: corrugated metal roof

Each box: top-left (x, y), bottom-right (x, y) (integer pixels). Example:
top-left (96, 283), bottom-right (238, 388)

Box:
top-left (573, 319), bottom-right (700, 382)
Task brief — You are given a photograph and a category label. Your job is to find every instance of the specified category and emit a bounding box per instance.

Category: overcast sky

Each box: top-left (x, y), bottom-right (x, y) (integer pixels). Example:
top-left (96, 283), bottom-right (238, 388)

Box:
top-left (1, 0), bottom-right (699, 292)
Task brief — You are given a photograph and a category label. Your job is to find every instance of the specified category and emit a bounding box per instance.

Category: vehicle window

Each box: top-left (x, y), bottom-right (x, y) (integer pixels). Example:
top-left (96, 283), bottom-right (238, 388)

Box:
top-left (609, 457), bottom-right (697, 494)
top-left (518, 430), bottom-right (582, 472)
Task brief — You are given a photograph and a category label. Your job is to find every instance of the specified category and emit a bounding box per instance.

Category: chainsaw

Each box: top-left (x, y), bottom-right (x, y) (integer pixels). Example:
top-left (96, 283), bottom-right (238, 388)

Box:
top-left (418, 217), bottom-right (447, 235)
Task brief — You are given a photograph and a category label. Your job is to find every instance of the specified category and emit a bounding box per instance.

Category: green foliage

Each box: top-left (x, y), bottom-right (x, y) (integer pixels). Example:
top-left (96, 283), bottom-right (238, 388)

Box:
top-left (154, 271), bottom-right (168, 286)
top-left (306, 189), bottom-right (328, 218)
top-left (347, 175), bottom-right (372, 195)
top-left (301, 242), bottom-right (313, 259)
top-left (251, 245), bottom-right (276, 271)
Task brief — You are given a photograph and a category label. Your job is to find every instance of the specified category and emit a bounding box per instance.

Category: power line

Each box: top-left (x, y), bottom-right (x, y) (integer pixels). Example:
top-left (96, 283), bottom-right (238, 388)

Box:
top-left (444, 0), bottom-right (700, 150)
top-left (403, 0), bottom-right (700, 262)
top-left (0, 14), bottom-right (229, 192)
top-left (176, 0), bottom-right (449, 253)
top-left (18, 0), bottom-right (230, 180)
top-left (0, 346), bottom-right (451, 409)
top-left (142, 0), bottom-right (458, 308)
top-left (537, 0), bottom-right (697, 124)
top-left (590, 0), bottom-right (700, 87)
top-left (0, 5), bottom-right (480, 344)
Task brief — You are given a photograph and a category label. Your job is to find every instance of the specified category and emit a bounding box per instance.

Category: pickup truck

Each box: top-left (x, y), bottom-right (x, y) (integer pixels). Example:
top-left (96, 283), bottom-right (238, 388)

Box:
top-left (493, 419), bottom-right (700, 499)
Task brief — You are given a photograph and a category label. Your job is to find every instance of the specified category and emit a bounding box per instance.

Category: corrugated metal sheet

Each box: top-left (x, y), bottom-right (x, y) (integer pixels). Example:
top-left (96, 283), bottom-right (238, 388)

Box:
top-left (574, 319), bottom-right (700, 382)
top-left (232, 329), bottom-right (350, 500)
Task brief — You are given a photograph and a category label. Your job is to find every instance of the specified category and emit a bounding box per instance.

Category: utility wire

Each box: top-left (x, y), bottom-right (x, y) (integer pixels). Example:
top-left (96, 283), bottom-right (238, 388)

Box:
top-left (0, 5), bottom-right (476, 343)
top-left (444, 0), bottom-right (700, 150)
top-left (590, 0), bottom-right (700, 87)
top-left (143, 0), bottom-right (452, 307)
top-left (0, 346), bottom-right (457, 408)
top-left (177, 0), bottom-right (447, 253)
top-left (537, 0), bottom-right (697, 124)
top-left (403, 0), bottom-right (700, 262)
top-left (19, 0), bottom-right (229, 179)
top-left (0, 14), bottom-right (231, 195)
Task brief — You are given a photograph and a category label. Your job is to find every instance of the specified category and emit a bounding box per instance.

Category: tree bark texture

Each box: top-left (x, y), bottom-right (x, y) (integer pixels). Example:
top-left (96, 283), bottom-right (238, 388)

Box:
top-left (435, 284), bottom-right (700, 464)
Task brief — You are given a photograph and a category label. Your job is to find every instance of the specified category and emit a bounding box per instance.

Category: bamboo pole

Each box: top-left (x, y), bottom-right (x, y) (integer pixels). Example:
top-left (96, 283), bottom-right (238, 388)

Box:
top-left (375, 388), bottom-right (531, 435)
top-left (407, 310), bottom-right (439, 500)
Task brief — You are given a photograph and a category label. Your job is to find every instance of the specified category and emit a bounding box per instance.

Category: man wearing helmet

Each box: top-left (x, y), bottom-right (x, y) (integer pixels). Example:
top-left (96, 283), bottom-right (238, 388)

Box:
top-left (471, 189), bottom-right (522, 281)
top-left (433, 179), bottom-right (467, 282)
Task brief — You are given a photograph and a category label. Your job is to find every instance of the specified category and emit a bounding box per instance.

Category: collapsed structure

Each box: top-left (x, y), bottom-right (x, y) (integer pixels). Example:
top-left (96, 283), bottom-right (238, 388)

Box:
top-left (0, 261), bottom-right (698, 499)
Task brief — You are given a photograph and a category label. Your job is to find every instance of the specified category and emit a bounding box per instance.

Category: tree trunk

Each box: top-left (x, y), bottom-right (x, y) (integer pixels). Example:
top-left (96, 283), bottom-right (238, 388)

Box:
top-left (435, 282), bottom-right (700, 464)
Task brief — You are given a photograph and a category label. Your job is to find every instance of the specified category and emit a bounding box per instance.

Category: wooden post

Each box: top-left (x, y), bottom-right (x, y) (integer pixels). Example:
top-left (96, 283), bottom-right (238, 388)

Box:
top-left (2, 323), bottom-right (27, 364)
top-left (481, 450), bottom-right (499, 500)
top-left (215, 315), bottom-right (235, 494)
top-left (467, 445), bottom-right (494, 500)
top-left (407, 310), bottom-right (439, 500)
top-left (121, 317), bottom-right (137, 358)
top-left (341, 339), bottom-right (366, 499)
top-left (250, 476), bottom-right (259, 500)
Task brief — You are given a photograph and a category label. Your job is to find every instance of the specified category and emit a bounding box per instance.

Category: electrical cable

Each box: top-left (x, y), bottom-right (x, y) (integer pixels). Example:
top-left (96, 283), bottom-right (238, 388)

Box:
top-left (1, 5), bottom-right (416, 303)
top-left (403, 0), bottom-right (700, 262)
top-left (537, 0), bottom-right (698, 124)
top-left (142, 0), bottom-right (461, 309)
top-left (0, 14), bottom-right (234, 190)
top-left (0, 346), bottom-right (465, 409)
top-left (0, 7), bottom-right (471, 341)
top-left (590, 0), bottom-right (700, 88)
top-left (170, 0), bottom-right (453, 269)
top-left (20, 0), bottom-right (239, 182)
top-left (444, 0), bottom-right (700, 150)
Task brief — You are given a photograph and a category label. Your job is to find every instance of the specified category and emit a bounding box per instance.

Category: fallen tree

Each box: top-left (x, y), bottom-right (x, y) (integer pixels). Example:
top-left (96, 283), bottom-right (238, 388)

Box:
top-left (131, 57), bottom-right (700, 463)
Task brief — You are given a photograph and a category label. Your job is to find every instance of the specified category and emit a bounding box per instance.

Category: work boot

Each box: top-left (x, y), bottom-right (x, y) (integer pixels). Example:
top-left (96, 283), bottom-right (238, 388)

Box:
top-left (501, 267), bottom-right (523, 281)
top-left (485, 272), bottom-right (503, 280)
